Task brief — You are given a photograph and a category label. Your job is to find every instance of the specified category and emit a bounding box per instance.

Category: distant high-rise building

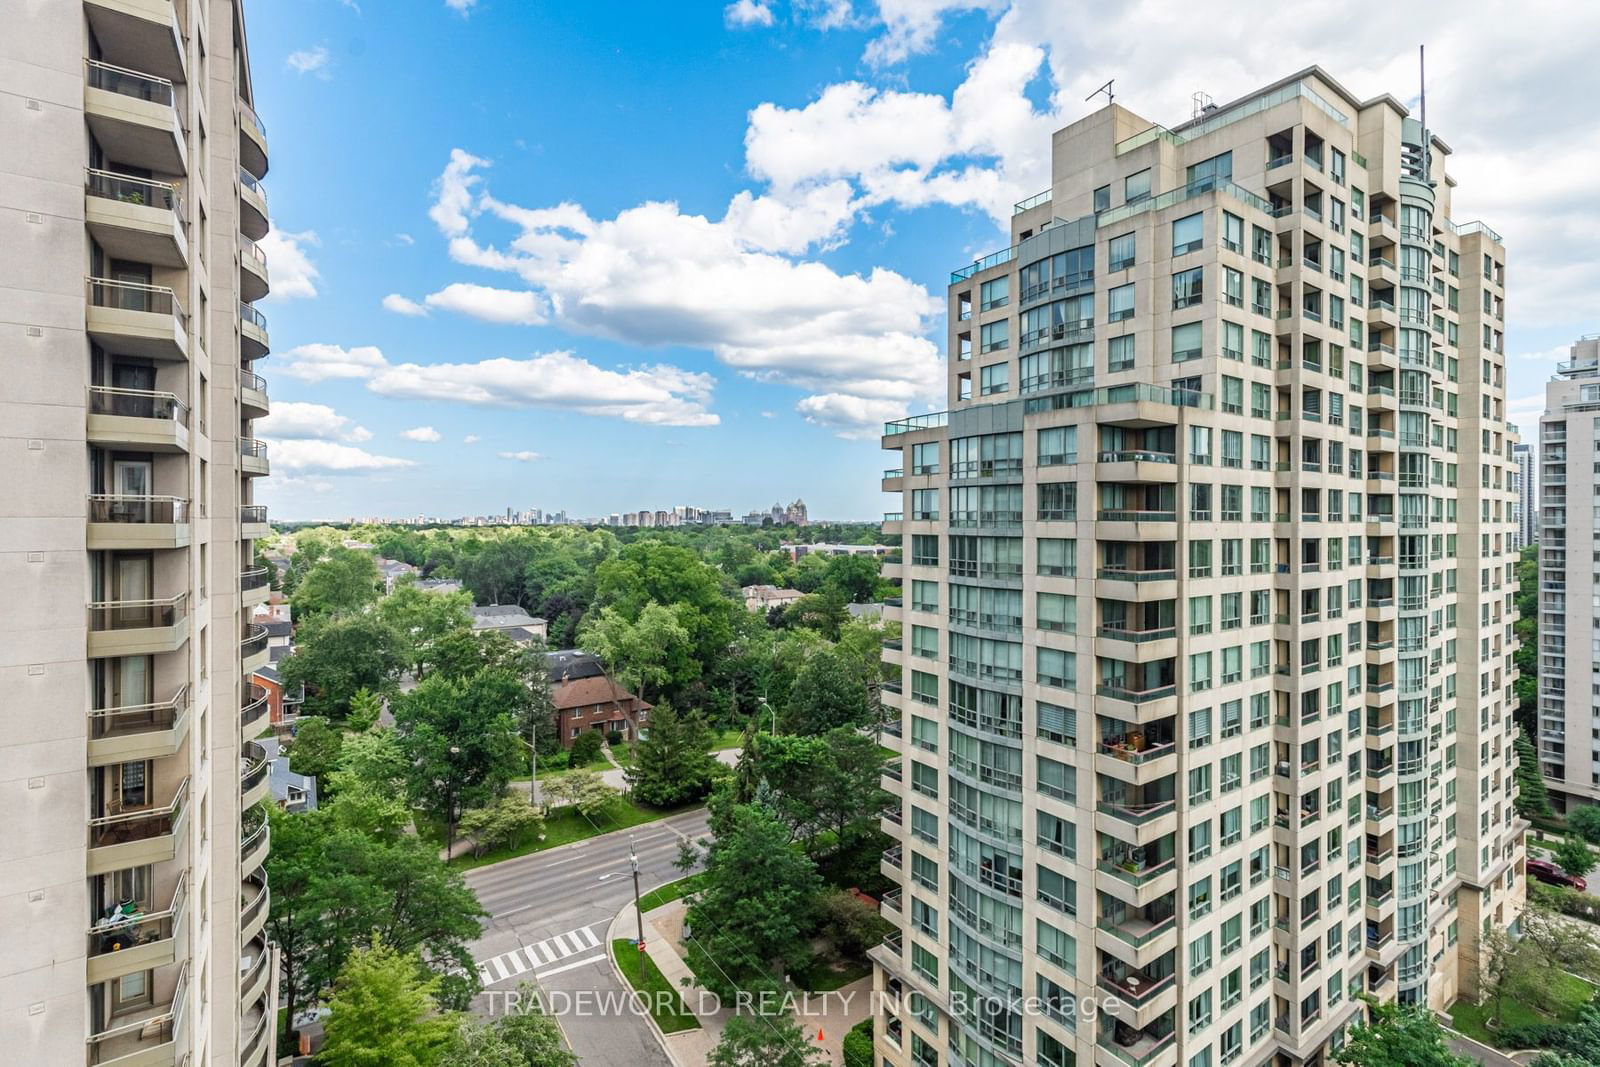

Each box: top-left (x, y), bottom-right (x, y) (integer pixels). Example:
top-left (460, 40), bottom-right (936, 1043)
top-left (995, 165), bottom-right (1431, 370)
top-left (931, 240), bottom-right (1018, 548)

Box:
top-left (1512, 439), bottom-right (1535, 550)
top-left (1538, 334), bottom-right (1600, 807)
top-left (0, 0), bottom-right (277, 1062)
top-left (875, 66), bottom-right (1525, 1067)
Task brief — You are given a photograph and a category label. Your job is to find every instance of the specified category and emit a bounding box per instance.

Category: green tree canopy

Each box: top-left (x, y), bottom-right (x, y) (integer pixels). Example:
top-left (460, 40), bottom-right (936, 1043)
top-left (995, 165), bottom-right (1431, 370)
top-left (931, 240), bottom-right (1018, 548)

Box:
top-left (593, 541), bottom-right (735, 692)
top-left (286, 716), bottom-right (343, 780)
top-left (707, 1013), bottom-right (827, 1067)
top-left (293, 547), bottom-right (383, 619)
top-left (626, 701), bottom-right (719, 808)
top-left (396, 670), bottom-right (526, 851)
top-left (280, 613), bottom-right (406, 720)
top-left (320, 938), bottom-right (456, 1067)
top-left (1555, 837), bottom-right (1597, 880)
top-left (579, 602), bottom-right (694, 705)
top-left (378, 580), bottom-right (474, 676)
top-left (783, 647), bottom-right (870, 735)
top-left (1568, 804), bottom-right (1600, 845)
top-left (1333, 999), bottom-right (1474, 1067)
top-left (685, 803), bottom-right (822, 996)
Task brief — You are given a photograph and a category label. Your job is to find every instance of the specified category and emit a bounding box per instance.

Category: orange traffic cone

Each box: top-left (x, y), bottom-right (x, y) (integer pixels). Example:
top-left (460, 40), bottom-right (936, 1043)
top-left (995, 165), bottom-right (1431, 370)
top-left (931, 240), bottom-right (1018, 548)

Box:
top-left (816, 1027), bottom-right (825, 1042)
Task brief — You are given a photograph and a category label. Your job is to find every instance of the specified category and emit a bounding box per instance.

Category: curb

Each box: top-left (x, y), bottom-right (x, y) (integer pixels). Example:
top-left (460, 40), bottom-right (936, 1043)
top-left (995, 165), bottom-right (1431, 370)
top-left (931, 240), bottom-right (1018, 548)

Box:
top-left (606, 894), bottom-right (688, 1067)
top-left (459, 806), bottom-right (709, 879)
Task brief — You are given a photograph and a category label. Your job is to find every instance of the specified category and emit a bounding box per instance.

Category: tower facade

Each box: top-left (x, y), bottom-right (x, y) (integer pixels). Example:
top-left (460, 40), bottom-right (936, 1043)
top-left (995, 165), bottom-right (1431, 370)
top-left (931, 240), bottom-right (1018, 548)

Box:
top-left (874, 66), bottom-right (1525, 1067)
top-left (0, 1), bottom-right (277, 1063)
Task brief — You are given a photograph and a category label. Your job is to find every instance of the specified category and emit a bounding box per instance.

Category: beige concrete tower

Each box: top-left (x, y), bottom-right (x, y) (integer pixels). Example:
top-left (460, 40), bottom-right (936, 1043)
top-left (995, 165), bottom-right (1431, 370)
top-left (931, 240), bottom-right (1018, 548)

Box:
top-left (1537, 335), bottom-right (1600, 808)
top-left (0, 0), bottom-right (277, 1063)
top-left (873, 67), bottom-right (1525, 1067)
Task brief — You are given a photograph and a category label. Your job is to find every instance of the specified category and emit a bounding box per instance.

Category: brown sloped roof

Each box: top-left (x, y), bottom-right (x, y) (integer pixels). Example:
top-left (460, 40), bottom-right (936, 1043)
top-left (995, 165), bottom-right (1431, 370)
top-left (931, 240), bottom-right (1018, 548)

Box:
top-left (550, 675), bottom-right (652, 711)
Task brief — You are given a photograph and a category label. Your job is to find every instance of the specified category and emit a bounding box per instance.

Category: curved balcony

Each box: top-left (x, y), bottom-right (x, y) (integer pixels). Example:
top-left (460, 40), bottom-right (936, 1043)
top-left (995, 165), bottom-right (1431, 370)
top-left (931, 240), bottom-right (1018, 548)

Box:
top-left (240, 681), bottom-right (270, 744)
top-left (87, 592), bottom-right (189, 658)
top-left (84, 0), bottom-right (186, 82)
top-left (239, 301), bottom-right (269, 359)
top-left (87, 871), bottom-right (187, 984)
top-left (238, 168), bottom-right (268, 241)
top-left (87, 494), bottom-right (190, 551)
top-left (88, 684), bottom-right (191, 766)
top-left (240, 869), bottom-right (270, 944)
top-left (240, 996), bottom-right (271, 1067)
top-left (88, 386), bottom-right (190, 453)
top-left (241, 565), bottom-right (271, 608)
top-left (87, 776), bottom-right (189, 876)
top-left (240, 504), bottom-right (270, 541)
top-left (241, 813), bottom-right (271, 877)
top-left (84, 59), bottom-right (185, 175)
top-left (241, 623), bottom-right (271, 674)
top-left (242, 740), bottom-right (271, 810)
top-left (87, 277), bottom-right (188, 361)
top-left (239, 100), bottom-right (269, 180)
top-left (85, 169), bottom-right (186, 268)
top-left (86, 959), bottom-right (188, 1066)
top-left (239, 236), bottom-right (270, 302)
top-left (241, 931), bottom-right (272, 1002)
top-left (240, 437), bottom-right (269, 477)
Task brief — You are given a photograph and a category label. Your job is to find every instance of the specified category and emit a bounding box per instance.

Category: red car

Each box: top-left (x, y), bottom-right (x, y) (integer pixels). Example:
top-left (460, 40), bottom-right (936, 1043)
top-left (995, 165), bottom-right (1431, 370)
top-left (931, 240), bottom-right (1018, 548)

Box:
top-left (1529, 857), bottom-right (1587, 892)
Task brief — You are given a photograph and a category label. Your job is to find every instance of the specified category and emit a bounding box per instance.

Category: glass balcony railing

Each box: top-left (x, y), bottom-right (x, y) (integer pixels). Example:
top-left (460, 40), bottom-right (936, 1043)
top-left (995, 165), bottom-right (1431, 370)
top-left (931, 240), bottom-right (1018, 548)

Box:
top-left (85, 58), bottom-right (174, 105)
top-left (86, 168), bottom-right (184, 220)
top-left (87, 277), bottom-right (187, 328)
top-left (89, 684), bottom-right (189, 743)
top-left (88, 386), bottom-right (189, 424)
top-left (88, 593), bottom-right (188, 632)
top-left (87, 495), bottom-right (189, 524)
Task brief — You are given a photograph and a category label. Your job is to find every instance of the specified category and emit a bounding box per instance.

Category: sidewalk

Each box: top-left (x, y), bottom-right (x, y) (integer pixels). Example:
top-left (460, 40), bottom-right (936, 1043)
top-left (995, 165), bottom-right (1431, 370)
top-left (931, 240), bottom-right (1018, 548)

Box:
top-left (607, 894), bottom-right (872, 1066)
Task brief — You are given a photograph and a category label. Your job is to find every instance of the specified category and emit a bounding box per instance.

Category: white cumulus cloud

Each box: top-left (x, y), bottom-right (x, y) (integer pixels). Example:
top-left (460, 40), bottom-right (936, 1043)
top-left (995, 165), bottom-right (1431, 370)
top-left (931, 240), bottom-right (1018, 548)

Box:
top-left (278, 342), bottom-right (390, 382)
top-left (498, 450), bottom-right (543, 462)
top-left (725, 0), bottom-right (775, 27)
top-left (400, 425), bottom-right (443, 442)
top-left (423, 282), bottom-right (546, 325)
top-left (463, 434), bottom-right (481, 444)
top-left (265, 439), bottom-right (415, 473)
top-left (286, 45), bottom-right (330, 76)
top-left (255, 400), bottom-right (371, 443)
top-left (257, 226), bottom-right (322, 300)
top-left (383, 293), bottom-right (428, 317)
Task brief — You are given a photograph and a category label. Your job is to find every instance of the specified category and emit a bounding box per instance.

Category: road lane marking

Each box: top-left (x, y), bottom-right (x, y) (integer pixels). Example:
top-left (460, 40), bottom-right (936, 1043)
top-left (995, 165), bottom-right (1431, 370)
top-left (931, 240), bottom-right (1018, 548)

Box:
top-left (536, 953), bottom-right (605, 979)
top-left (474, 924), bottom-right (601, 987)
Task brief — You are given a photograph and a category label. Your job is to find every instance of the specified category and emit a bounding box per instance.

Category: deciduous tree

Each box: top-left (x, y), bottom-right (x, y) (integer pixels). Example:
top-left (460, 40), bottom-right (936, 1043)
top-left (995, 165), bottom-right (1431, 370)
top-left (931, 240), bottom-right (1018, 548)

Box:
top-left (286, 716), bottom-right (344, 781)
top-left (543, 770), bottom-right (620, 818)
top-left (579, 602), bottom-right (693, 705)
top-left (280, 613), bottom-right (406, 720)
top-left (320, 938), bottom-right (455, 1067)
top-left (1555, 837), bottom-right (1597, 880)
top-left (1333, 999), bottom-right (1473, 1067)
top-left (707, 1013), bottom-right (826, 1067)
top-left (379, 580), bottom-right (474, 677)
top-left (293, 547), bottom-right (383, 620)
top-left (459, 793), bottom-right (544, 859)
top-left (396, 670), bottom-right (524, 853)
top-left (783, 647), bottom-right (870, 734)
top-left (1568, 804), bottom-right (1600, 845)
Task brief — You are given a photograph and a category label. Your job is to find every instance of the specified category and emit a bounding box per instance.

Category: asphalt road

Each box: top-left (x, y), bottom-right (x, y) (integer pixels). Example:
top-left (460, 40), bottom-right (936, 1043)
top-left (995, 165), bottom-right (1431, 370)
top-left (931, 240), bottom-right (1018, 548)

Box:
top-left (463, 806), bottom-right (714, 1066)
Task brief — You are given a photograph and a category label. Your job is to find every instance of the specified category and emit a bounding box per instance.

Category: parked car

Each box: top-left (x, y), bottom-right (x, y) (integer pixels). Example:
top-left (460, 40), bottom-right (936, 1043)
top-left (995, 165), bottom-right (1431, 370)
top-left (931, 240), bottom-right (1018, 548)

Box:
top-left (1529, 857), bottom-right (1587, 892)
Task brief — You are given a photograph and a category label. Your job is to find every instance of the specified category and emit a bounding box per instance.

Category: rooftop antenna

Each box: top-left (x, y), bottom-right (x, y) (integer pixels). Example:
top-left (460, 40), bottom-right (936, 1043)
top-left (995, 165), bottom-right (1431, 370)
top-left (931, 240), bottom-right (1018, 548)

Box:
top-left (1086, 79), bottom-right (1114, 107)
top-left (1418, 44), bottom-right (1430, 183)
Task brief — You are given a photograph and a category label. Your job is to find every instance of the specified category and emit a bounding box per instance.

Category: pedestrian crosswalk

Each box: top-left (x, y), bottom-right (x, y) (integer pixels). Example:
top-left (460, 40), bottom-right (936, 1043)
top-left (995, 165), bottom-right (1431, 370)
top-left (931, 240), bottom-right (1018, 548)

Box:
top-left (474, 925), bottom-right (604, 986)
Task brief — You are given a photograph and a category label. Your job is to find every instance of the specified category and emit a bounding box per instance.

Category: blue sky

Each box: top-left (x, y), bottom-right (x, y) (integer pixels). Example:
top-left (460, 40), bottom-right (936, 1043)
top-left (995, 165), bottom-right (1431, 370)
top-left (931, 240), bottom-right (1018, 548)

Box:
top-left (250, 0), bottom-right (1597, 521)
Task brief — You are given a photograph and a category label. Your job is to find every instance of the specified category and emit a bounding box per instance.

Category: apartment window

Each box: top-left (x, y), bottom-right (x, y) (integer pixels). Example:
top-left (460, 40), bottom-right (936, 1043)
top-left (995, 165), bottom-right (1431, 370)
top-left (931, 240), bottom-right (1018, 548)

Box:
top-left (911, 580), bottom-right (937, 612)
top-left (1037, 538), bottom-right (1075, 576)
top-left (1037, 426), bottom-right (1077, 465)
top-left (1173, 267), bottom-right (1204, 309)
top-left (1036, 648), bottom-right (1076, 690)
top-left (911, 488), bottom-right (938, 520)
top-left (980, 363), bottom-right (1010, 395)
top-left (1094, 185), bottom-right (1111, 213)
top-left (1173, 212), bottom-right (1204, 256)
top-left (910, 625), bottom-right (938, 659)
top-left (1038, 483), bottom-right (1076, 520)
top-left (1223, 268), bottom-right (1244, 309)
top-left (1037, 592), bottom-right (1076, 633)
top-left (1125, 169), bottom-right (1151, 203)
top-left (979, 276), bottom-right (1010, 311)
top-left (1108, 232), bottom-right (1135, 272)
top-left (910, 670), bottom-right (938, 705)
top-left (1108, 283), bottom-right (1134, 322)
top-left (1188, 151), bottom-right (1232, 188)
top-left (1107, 334), bottom-right (1135, 372)
top-left (1222, 210), bottom-right (1244, 252)
top-left (1221, 376), bottom-right (1243, 415)
top-left (1172, 321), bottom-right (1202, 362)
top-left (979, 320), bottom-right (1008, 354)
top-left (911, 806), bottom-right (938, 844)
top-left (911, 534), bottom-right (938, 566)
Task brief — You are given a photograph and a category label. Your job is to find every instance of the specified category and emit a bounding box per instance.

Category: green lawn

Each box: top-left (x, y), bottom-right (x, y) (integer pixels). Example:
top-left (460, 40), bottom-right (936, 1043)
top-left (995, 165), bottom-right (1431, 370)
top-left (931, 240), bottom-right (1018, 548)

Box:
top-left (638, 873), bottom-right (705, 913)
top-left (435, 799), bottom-right (696, 870)
top-left (709, 728), bottom-right (746, 751)
top-left (794, 956), bottom-right (873, 992)
top-left (1449, 972), bottom-right (1596, 1046)
top-left (611, 939), bottom-right (700, 1033)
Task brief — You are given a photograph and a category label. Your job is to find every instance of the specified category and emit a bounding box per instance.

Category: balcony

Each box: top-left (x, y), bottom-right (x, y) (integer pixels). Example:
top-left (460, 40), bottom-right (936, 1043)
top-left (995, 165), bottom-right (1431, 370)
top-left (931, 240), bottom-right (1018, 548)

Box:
top-left (87, 593), bottom-right (190, 658)
top-left (240, 681), bottom-right (270, 743)
top-left (83, 60), bottom-right (185, 174)
top-left (239, 167), bottom-right (269, 241)
top-left (241, 622), bottom-right (271, 673)
top-left (239, 100), bottom-right (269, 179)
top-left (86, 960), bottom-right (188, 1066)
top-left (241, 998), bottom-right (272, 1067)
top-left (86, 776), bottom-right (189, 876)
top-left (239, 236), bottom-right (270, 302)
top-left (1098, 853), bottom-right (1177, 888)
top-left (240, 869), bottom-right (270, 943)
top-left (84, 169), bottom-right (186, 268)
top-left (1099, 965), bottom-right (1176, 1006)
top-left (241, 817), bottom-right (271, 877)
top-left (241, 565), bottom-right (271, 609)
top-left (241, 933), bottom-right (273, 1023)
top-left (87, 387), bottom-right (189, 453)
top-left (240, 437), bottom-right (270, 477)
top-left (242, 740), bottom-right (272, 810)
top-left (84, 0), bottom-right (186, 81)
top-left (240, 301), bottom-right (270, 359)
top-left (241, 504), bottom-right (270, 540)
top-left (88, 684), bottom-right (191, 766)
top-left (87, 278), bottom-right (188, 361)
top-left (87, 495), bottom-right (190, 551)
top-left (1097, 1026), bottom-right (1176, 1067)
top-left (87, 871), bottom-right (187, 985)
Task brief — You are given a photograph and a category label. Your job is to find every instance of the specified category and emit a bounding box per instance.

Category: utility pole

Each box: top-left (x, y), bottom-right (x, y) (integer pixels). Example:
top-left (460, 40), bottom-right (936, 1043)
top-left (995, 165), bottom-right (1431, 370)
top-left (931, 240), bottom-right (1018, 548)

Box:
top-left (630, 835), bottom-right (646, 950)
top-left (529, 722), bottom-right (537, 812)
